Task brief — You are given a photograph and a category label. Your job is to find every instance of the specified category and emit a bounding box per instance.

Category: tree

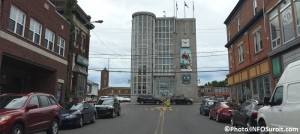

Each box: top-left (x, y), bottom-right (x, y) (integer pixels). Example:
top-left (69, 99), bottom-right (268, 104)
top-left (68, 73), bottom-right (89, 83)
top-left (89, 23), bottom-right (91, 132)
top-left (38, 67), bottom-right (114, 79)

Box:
top-left (204, 79), bottom-right (227, 87)
top-left (64, 0), bottom-right (77, 103)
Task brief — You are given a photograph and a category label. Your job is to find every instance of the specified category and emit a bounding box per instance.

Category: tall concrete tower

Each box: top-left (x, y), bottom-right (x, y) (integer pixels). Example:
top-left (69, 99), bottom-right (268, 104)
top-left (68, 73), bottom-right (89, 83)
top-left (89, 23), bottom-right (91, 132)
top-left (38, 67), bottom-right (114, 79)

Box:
top-left (131, 11), bottom-right (198, 101)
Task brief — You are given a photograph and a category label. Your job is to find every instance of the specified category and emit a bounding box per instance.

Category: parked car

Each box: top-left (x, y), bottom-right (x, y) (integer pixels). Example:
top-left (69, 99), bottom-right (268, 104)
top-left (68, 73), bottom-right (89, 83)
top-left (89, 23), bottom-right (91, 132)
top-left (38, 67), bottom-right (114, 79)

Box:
top-left (209, 102), bottom-right (238, 122)
top-left (115, 96), bottom-right (125, 102)
top-left (257, 59), bottom-right (300, 132)
top-left (199, 100), bottom-right (216, 116)
top-left (123, 96), bottom-right (131, 102)
top-left (137, 95), bottom-right (162, 105)
top-left (61, 102), bottom-right (96, 127)
top-left (95, 97), bottom-right (121, 118)
top-left (170, 96), bottom-right (193, 105)
top-left (231, 99), bottom-right (262, 129)
top-left (0, 93), bottom-right (61, 134)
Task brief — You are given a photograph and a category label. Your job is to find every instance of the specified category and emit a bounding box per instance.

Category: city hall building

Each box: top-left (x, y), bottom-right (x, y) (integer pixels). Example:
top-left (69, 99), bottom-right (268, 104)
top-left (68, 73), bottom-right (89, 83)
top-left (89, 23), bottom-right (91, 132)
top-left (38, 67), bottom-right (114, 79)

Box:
top-left (130, 11), bottom-right (198, 100)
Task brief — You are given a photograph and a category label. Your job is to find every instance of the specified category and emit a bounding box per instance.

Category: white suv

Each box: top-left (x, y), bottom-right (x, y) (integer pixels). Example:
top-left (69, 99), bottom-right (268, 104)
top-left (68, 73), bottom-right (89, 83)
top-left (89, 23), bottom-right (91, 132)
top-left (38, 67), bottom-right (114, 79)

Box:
top-left (257, 60), bottom-right (300, 133)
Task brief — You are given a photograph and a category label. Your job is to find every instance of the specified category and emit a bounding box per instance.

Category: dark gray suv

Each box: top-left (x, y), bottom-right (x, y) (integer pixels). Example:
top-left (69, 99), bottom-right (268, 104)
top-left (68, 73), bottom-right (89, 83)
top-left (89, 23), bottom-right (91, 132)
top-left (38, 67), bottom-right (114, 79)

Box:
top-left (94, 97), bottom-right (121, 118)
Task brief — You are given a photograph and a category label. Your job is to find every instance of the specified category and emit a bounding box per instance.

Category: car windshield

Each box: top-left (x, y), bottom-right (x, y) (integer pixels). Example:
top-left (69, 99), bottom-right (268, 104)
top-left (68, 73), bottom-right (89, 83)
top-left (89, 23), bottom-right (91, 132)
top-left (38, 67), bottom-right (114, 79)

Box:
top-left (97, 99), bottom-right (114, 105)
top-left (64, 103), bottom-right (83, 110)
top-left (0, 96), bottom-right (28, 109)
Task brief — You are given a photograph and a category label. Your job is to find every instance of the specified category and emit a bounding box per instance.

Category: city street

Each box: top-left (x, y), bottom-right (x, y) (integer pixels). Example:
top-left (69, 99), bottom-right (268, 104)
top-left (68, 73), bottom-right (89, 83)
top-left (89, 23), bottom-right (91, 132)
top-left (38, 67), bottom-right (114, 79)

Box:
top-left (52, 103), bottom-right (229, 134)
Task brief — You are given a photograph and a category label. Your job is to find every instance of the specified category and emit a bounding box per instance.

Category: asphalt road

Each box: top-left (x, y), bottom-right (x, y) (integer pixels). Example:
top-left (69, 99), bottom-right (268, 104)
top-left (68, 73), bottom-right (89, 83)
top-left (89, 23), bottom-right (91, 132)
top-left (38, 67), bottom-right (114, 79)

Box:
top-left (38, 103), bottom-right (233, 134)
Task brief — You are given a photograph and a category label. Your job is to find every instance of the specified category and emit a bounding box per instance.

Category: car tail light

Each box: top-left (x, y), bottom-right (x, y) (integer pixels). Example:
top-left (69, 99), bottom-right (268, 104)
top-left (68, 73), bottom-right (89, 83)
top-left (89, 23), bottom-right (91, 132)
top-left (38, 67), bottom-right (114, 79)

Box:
top-left (251, 110), bottom-right (258, 117)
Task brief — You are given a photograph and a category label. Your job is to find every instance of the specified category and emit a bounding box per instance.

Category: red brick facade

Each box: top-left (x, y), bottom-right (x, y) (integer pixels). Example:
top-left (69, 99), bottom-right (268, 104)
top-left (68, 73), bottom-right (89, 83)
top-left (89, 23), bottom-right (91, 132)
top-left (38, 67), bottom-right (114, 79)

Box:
top-left (0, 0), bottom-right (70, 103)
top-left (225, 0), bottom-right (273, 102)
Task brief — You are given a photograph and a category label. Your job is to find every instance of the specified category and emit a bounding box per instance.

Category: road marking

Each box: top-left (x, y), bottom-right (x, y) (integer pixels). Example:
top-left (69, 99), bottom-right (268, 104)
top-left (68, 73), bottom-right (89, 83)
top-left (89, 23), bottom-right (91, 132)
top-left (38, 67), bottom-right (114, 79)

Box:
top-left (151, 108), bottom-right (154, 110)
top-left (154, 108), bottom-right (163, 134)
top-left (154, 107), bottom-right (170, 134)
top-left (145, 108), bottom-right (148, 110)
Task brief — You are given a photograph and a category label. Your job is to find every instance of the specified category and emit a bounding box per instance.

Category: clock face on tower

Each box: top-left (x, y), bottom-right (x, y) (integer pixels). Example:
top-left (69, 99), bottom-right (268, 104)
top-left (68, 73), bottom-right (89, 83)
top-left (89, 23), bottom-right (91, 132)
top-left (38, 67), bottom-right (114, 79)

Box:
top-left (181, 39), bottom-right (190, 47)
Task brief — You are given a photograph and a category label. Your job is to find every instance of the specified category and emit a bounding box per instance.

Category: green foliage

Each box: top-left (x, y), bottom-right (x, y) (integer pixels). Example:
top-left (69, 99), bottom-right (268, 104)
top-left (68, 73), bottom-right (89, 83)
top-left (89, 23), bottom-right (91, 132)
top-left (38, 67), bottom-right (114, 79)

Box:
top-left (64, 0), bottom-right (77, 22)
top-left (204, 79), bottom-right (227, 87)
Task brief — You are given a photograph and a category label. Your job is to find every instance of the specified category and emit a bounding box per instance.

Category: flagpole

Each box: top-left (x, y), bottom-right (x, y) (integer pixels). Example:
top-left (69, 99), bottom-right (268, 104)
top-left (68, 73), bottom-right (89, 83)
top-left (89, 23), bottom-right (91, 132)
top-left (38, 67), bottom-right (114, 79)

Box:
top-left (176, 1), bottom-right (178, 18)
top-left (184, 1), bottom-right (186, 18)
top-left (193, 1), bottom-right (194, 18)
top-left (173, 0), bottom-right (175, 17)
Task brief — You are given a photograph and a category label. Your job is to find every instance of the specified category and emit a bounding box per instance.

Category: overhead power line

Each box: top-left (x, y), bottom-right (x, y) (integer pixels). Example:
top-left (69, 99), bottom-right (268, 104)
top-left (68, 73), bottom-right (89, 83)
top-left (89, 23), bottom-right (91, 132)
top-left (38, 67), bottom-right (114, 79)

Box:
top-left (88, 69), bottom-right (229, 73)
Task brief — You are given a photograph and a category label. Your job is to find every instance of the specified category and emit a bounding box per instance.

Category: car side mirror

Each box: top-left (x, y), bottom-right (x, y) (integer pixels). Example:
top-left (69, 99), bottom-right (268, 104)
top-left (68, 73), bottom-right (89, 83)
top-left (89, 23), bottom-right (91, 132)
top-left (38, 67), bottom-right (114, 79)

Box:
top-left (263, 97), bottom-right (270, 106)
top-left (26, 104), bottom-right (38, 111)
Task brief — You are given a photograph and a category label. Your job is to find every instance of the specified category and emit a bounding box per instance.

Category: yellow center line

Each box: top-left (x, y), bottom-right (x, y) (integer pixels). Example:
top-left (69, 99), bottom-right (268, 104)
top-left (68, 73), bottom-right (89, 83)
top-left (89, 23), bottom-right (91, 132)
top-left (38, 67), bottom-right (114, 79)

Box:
top-left (154, 107), bottom-right (169, 134)
top-left (160, 110), bottom-right (165, 134)
top-left (154, 108), bottom-right (163, 134)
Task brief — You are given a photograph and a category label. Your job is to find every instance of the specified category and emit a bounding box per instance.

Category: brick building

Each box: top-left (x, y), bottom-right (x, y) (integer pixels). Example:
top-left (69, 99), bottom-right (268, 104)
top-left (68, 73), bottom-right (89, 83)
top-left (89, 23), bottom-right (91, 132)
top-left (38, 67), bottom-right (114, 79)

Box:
top-left (226, 0), bottom-right (300, 103)
top-left (99, 87), bottom-right (131, 97)
top-left (50, 0), bottom-right (95, 102)
top-left (225, 0), bottom-right (273, 103)
top-left (264, 0), bottom-right (300, 88)
top-left (0, 0), bottom-right (70, 103)
top-left (198, 86), bottom-right (230, 98)
top-left (98, 68), bottom-right (130, 97)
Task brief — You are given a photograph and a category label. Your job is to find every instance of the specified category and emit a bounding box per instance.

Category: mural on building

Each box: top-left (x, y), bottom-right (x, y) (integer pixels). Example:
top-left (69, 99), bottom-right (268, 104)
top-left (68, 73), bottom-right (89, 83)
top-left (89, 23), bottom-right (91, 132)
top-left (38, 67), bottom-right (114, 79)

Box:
top-left (180, 48), bottom-right (192, 71)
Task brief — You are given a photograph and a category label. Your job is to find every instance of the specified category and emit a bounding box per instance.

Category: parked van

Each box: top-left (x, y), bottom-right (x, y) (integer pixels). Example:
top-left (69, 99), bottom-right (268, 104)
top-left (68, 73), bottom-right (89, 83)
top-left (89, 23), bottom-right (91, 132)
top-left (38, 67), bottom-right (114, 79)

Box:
top-left (257, 60), bottom-right (300, 133)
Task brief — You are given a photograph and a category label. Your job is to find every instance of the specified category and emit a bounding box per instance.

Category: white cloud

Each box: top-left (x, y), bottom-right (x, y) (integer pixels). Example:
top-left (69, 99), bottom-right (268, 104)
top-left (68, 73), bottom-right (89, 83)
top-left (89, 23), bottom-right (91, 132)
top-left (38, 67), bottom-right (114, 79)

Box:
top-left (78, 0), bottom-right (239, 87)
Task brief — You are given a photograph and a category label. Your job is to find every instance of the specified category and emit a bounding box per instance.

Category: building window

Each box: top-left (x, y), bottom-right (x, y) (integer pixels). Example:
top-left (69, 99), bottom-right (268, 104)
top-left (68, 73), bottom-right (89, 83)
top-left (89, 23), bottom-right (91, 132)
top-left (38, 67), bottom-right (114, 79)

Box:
top-left (229, 51), bottom-right (233, 68)
top-left (294, 1), bottom-right (300, 36)
top-left (281, 5), bottom-right (294, 43)
top-left (74, 28), bottom-right (79, 48)
top-left (57, 36), bottom-right (65, 56)
top-left (45, 29), bottom-right (55, 51)
top-left (29, 18), bottom-right (41, 44)
top-left (9, 5), bottom-right (25, 36)
top-left (252, 75), bottom-right (271, 101)
top-left (253, 0), bottom-right (257, 15)
top-left (238, 43), bottom-right (244, 63)
top-left (254, 29), bottom-right (263, 53)
top-left (269, 10), bottom-right (281, 49)
top-left (237, 16), bottom-right (241, 31)
top-left (81, 33), bottom-right (86, 52)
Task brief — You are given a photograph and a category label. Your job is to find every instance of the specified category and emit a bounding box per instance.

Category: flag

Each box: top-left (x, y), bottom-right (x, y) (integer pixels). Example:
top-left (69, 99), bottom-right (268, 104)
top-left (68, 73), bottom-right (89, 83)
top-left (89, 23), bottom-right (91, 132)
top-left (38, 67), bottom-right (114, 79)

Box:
top-left (184, 1), bottom-right (189, 8)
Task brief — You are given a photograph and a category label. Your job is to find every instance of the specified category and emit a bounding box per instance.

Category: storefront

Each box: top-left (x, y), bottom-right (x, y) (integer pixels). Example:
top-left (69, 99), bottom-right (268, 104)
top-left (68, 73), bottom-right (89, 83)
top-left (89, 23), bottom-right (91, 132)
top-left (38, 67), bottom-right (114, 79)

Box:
top-left (71, 54), bottom-right (88, 100)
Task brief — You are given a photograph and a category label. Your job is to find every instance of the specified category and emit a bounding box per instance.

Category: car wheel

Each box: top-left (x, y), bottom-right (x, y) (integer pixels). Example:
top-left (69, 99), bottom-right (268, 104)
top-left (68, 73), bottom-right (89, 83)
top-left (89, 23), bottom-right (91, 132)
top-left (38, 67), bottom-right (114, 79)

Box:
top-left (91, 114), bottom-right (96, 123)
top-left (78, 117), bottom-right (84, 128)
top-left (230, 116), bottom-right (235, 127)
top-left (156, 101), bottom-right (160, 105)
top-left (111, 110), bottom-right (116, 118)
top-left (117, 109), bottom-right (121, 116)
top-left (258, 120), bottom-right (269, 134)
top-left (173, 101), bottom-right (176, 105)
top-left (141, 101), bottom-right (145, 105)
top-left (10, 124), bottom-right (23, 134)
top-left (187, 101), bottom-right (191, 105)
top-left (46, 119), bottom-right (59, 134)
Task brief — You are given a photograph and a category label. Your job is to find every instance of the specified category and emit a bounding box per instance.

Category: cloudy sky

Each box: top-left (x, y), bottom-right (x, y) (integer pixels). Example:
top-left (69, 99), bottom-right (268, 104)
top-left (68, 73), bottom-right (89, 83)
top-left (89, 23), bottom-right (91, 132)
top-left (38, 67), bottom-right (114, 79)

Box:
top-left (77, 0), bottom-right (239, 87)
